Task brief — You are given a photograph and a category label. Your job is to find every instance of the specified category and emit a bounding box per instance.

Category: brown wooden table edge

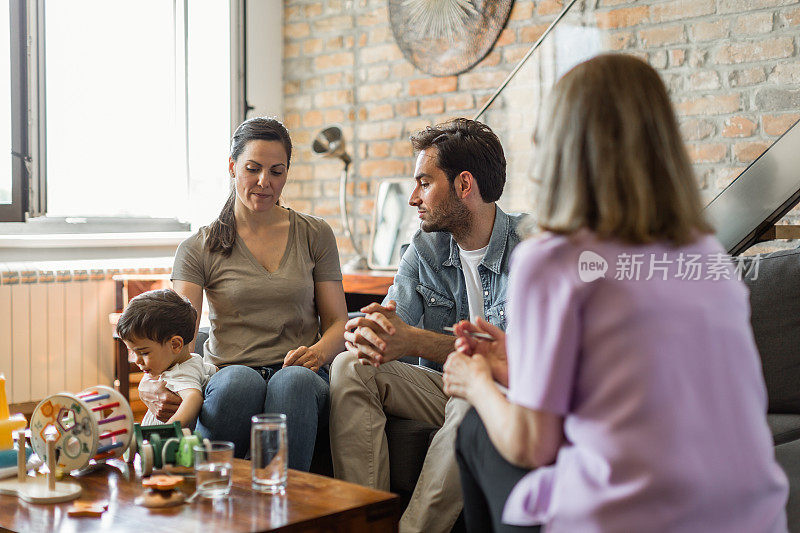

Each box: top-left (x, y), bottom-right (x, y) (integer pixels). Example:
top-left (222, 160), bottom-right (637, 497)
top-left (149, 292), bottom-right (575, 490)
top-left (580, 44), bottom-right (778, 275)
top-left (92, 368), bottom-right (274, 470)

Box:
top-left (233, 462), bottom-right (402, 532)
top-left (266, 496), bottom-right (401, 533)
top-left (0, 460), bottom-right (402, 533)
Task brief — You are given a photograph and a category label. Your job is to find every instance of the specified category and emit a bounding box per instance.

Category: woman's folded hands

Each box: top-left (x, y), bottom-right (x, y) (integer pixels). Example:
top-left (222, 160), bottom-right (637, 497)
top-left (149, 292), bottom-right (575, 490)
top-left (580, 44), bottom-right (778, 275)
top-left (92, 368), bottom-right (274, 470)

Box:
top-left (283, 345), bottom-right (325, 373)
top-left (444, 318), bottom-right (509, 403)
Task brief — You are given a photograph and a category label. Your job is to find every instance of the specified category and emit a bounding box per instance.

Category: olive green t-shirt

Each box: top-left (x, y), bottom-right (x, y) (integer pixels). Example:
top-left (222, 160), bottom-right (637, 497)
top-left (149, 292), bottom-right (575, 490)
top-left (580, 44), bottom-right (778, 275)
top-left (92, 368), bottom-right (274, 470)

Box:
top-left (171, 209), bottom-right (342, 367)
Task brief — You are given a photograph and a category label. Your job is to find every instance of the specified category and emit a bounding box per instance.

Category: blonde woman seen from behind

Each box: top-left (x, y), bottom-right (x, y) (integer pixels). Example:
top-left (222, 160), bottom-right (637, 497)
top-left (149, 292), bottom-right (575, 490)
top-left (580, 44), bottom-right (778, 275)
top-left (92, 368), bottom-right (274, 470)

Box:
top-left (444, 54), bottom-right (788, 532)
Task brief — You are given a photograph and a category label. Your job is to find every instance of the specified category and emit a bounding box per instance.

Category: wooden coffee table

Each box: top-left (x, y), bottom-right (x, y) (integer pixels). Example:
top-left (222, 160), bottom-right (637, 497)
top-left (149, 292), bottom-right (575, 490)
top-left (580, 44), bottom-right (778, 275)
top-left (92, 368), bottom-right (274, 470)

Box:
top-left (0, 459), bottom-right (401, 532)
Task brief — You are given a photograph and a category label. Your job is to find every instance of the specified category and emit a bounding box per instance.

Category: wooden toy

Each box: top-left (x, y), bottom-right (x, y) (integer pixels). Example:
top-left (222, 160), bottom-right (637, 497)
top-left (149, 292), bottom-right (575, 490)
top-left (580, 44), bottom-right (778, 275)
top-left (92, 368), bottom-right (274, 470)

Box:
top-left (29, 385), bottom-right (134, 476)
top-left (0, 375), bottom-right (28, 478)
top-left (0, 431), bottom-right (82, 503)
top-left (128, 422), bottom-right (206, 476)
top-left (142, 474), bottom-right (183, 490)
top-left (136, 474), bottom-right (186, 508)
top-left (67, 500), bottom-right (109, 517)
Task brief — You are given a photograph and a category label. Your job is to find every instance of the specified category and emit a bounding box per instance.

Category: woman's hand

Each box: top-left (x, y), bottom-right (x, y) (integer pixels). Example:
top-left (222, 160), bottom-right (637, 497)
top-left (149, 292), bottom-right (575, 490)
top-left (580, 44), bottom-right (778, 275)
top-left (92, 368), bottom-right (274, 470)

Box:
top-left (452, 317), bottom-right (509, 387)
top-left (138, 376), bottom-right (183, 422)
top-left (443, 351), bottom-right (494, 404)
top-left (284, 345), bottom-right (324, 373)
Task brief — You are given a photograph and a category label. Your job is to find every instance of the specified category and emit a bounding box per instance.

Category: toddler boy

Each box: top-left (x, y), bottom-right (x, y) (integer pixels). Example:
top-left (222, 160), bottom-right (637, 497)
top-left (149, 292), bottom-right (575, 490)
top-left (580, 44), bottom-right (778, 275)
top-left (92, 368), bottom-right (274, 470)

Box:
top-left (116, 288), bottom-right (216, 427)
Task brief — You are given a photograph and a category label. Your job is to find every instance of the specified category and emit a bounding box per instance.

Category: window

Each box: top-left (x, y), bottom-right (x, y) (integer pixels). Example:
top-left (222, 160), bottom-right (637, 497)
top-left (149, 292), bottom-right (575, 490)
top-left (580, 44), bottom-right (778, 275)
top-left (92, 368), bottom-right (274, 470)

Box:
top-left (1, 0), bottom-right (26, 222)
top-left (2, 0), bottom-right (232, 229)
top-left (0, 1), bottom-right (11, 205)
top-left (45, 1), bottom-right (185, 219)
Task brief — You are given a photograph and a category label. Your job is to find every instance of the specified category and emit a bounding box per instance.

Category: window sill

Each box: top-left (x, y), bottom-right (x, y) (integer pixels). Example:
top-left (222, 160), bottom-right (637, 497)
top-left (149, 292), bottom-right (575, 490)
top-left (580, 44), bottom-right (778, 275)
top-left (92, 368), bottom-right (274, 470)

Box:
top-left (0, 231), bottom-right (191, 249)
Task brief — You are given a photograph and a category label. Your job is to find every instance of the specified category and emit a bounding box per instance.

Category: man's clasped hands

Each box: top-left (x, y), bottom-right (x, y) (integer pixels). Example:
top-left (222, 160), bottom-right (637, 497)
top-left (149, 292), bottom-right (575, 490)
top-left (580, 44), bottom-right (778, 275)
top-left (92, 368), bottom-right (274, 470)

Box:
top-left (343, 300), bottom-right (509, 403)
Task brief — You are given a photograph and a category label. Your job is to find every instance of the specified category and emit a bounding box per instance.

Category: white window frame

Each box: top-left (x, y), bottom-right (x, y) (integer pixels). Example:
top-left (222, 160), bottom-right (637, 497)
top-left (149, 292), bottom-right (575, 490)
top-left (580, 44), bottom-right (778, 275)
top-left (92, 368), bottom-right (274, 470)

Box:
top-left (2, 0), bottom-right (283, 246)
top-left (1, 0), bottom-right (28, 223)
top-left (1, 0), bottom-right (233, 235)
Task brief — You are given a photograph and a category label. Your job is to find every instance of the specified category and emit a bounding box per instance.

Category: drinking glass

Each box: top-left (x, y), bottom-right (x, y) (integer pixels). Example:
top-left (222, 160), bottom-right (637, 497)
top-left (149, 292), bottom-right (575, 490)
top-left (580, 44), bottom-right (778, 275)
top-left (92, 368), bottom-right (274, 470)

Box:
top-left (193, 441), bottom-right (234, 498)
top-left (251, 413), bottom-right (288, 493)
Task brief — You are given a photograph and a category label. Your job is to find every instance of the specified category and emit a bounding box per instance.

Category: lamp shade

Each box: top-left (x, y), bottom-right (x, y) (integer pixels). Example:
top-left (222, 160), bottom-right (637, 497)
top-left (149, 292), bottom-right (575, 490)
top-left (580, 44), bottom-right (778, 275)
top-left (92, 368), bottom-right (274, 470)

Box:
top-left (309, 124), bottom-right (366, 269)
top-left (312, 125), bottom-right (351, 166)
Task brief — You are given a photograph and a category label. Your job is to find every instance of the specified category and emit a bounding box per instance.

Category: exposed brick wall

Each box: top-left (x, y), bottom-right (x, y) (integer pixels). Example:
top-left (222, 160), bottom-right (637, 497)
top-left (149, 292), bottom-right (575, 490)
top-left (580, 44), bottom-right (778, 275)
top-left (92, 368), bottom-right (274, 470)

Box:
top-left (283, 0), bottom-right (800, 261)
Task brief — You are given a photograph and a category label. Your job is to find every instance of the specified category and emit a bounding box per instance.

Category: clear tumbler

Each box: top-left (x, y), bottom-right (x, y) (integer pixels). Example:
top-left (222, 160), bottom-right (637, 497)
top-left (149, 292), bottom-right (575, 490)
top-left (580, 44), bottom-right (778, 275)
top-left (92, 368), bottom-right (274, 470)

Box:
top-left (193, 441), bottom-right (234, 498)
top-left (251, 413), bottom-right (288, 493)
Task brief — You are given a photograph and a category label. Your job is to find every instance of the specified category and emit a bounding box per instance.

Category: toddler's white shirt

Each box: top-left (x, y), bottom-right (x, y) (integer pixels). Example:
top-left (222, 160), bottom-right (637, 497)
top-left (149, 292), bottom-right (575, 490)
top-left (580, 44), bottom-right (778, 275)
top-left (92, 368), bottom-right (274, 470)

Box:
top-left (140, 353), bottom-right (217, 426)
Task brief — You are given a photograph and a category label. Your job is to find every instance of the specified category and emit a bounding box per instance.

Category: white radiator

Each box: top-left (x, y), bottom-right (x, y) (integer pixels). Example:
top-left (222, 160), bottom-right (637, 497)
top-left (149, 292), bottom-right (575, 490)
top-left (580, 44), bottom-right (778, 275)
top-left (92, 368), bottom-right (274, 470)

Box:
top-left (0, 279), bottom-right (117, 404)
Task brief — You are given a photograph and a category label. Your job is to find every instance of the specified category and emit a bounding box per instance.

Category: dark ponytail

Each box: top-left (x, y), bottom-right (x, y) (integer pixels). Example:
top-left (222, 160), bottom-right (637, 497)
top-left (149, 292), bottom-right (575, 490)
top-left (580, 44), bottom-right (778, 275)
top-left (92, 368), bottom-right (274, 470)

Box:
top-left (206, 117), bottom-right (293, 256)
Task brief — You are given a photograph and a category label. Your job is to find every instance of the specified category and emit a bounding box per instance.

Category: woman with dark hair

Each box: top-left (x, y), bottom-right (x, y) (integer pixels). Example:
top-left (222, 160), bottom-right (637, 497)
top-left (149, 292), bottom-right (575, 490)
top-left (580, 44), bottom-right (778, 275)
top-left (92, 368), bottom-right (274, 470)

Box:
top-left (141, 117), bottom-right (347, 469)
top-left (443, 55), bottom-right (788, 532)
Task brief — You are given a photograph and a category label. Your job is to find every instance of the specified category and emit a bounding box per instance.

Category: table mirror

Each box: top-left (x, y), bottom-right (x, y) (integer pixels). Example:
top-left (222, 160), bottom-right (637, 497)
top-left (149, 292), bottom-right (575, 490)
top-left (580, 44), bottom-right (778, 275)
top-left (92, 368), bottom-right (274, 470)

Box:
top-left (368, 179), bottom-right (418, 271)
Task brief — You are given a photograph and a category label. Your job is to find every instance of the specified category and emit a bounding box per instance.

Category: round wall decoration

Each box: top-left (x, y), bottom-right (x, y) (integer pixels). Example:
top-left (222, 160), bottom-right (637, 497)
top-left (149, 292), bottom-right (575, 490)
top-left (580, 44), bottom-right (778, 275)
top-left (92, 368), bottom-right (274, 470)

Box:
top-left (388, 0), bottom-right (514, 77)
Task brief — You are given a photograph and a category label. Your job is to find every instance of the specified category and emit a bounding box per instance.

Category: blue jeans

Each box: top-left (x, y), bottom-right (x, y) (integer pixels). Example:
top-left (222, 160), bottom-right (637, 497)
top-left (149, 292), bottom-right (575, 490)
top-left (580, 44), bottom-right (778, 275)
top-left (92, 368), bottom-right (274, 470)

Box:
top-left (196, 364), bottom-right (329, 471)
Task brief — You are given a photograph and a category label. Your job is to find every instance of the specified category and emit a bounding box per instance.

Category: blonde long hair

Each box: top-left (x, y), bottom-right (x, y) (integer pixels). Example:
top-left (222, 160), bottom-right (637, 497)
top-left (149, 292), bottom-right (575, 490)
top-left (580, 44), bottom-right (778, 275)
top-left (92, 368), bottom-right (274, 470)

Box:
top-left (533, 54), bottom-right (712, 246)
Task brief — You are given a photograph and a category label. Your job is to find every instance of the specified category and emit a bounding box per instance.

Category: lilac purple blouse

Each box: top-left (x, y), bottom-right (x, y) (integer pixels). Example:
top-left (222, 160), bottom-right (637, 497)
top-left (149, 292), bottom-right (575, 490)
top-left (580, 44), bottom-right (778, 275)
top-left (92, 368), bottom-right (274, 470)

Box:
top-left (503, 231), bottom-right (788, 532)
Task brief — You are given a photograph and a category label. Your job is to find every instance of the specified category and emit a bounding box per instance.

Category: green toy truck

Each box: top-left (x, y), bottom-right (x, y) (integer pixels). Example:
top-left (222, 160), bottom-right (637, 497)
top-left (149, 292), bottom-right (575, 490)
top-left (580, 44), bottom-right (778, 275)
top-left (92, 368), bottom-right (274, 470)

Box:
top-left (127, 422), bottom-right (208, 476)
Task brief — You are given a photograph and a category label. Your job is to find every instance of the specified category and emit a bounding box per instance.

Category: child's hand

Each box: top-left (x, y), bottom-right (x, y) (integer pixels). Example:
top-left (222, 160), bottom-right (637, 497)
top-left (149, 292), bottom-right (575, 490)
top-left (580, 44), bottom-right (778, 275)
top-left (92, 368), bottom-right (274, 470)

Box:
top-left (168, 388), bottom-right (204, 428)
top-left (138, 376), bottom-right (182, 422)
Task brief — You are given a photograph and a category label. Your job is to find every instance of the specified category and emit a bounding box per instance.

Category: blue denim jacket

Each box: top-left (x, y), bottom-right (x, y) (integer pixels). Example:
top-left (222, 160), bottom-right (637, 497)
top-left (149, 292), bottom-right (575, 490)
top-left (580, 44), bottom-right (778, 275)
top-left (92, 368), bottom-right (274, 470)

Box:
top-left (383, 206), bottom-right (527, 371)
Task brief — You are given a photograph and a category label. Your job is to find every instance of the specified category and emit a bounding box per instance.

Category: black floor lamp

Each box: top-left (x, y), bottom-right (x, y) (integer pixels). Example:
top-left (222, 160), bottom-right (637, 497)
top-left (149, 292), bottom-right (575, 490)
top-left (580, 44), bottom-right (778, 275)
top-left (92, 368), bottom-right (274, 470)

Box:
top-left (312, 125), bottom-right (369, 271)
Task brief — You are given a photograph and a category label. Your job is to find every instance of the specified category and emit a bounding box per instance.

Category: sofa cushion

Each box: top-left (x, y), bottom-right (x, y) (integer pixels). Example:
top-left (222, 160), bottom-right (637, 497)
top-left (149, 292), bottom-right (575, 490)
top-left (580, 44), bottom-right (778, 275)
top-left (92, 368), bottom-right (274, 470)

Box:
top-left (769, 414), bottom-right (800, 446)
top-left (741, 247), bottom-right (800, 413)
top-left (775, 438), bottom-right (800, 531)
top-left (386, 417), bottom-right (439, 494)
top-left (196, 327), bottom-right (210, 356)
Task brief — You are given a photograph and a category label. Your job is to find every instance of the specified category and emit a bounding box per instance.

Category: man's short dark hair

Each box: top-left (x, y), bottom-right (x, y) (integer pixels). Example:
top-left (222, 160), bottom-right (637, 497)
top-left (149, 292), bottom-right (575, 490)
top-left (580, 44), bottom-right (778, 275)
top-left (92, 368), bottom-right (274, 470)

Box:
top-left (410, 118), bottom-right (506, 203)
top-left (116, 289), bottom-right (197, 345)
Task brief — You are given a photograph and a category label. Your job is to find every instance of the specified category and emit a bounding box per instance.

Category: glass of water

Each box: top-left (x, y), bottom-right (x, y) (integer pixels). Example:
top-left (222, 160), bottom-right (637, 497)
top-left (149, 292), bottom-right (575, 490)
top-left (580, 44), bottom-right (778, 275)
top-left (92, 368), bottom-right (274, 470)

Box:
top-left (251, 413), bottom-right (288, 493)
top-left (193, 441), bottom-right (234, 498)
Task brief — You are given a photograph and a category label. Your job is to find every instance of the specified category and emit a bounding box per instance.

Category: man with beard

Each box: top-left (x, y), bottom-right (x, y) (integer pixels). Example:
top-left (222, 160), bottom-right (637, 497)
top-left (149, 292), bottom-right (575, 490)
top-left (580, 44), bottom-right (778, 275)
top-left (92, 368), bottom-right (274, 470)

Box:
top-left (329, 118), bottom-right (526, 533)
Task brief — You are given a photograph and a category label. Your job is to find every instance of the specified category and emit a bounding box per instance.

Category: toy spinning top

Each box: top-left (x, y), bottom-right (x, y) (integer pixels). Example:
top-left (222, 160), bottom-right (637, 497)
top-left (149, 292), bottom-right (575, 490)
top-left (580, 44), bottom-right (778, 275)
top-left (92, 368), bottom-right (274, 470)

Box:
top-left (136, 474), bottom-right (186, 508)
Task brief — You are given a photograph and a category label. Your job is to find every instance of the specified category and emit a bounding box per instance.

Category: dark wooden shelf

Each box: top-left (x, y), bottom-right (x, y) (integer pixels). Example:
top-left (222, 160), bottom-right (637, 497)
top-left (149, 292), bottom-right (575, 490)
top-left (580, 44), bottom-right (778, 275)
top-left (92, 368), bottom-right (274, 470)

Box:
top-left (342, 270), bottom-right (395, 296)
top-left (109, 270), bottom-right (398, 408)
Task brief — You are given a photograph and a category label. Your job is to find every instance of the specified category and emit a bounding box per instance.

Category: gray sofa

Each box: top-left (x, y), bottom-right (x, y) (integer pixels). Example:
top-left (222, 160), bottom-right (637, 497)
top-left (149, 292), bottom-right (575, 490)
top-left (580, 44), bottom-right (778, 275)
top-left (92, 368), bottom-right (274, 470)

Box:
top-left (742, 246), bottom-right (800, 531)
